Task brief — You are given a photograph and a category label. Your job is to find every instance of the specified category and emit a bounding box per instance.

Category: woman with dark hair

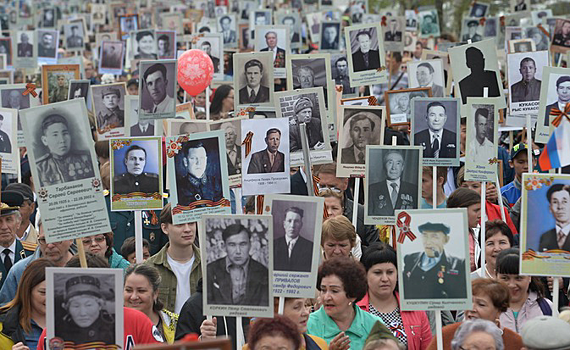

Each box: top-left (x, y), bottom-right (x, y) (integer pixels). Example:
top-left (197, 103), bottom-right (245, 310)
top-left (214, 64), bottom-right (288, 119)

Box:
top-left (447, 187), bottom-right (482, 272)
top-left (82, 232), bottom-right (130, 270)
top-left (471, 220), bottom-right (513, 279)
top-left (134, 31), bottom-right (157, 59)
top-left (496, 248), bottom-right (553, 333)
top-left (426, 278), bottom-right (523, 349)
top-left (0, 259), bottom-right (55, 350)
top-left (209, 84), bottom-right (234, 120)
top-left (248, 315), bottom-right (302, 350)
top-left (124, 264), bottom-right (178, 343)
top-left (357, 243), bottom-right (432, 349)
top-left (307, 257), bottom-right (392, 349)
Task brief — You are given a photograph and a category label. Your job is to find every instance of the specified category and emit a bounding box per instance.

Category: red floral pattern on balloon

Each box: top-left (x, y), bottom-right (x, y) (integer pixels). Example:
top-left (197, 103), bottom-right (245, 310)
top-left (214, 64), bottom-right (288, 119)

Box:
top-left (177, 49), bottom-right (214, 96)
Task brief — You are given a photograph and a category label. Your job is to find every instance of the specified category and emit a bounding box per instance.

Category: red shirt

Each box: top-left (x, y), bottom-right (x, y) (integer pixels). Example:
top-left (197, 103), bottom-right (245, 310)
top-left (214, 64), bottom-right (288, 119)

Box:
top-left (485, 200), bottom-right (518, 235)
top-left (37, 307), bottom-right (161, 350)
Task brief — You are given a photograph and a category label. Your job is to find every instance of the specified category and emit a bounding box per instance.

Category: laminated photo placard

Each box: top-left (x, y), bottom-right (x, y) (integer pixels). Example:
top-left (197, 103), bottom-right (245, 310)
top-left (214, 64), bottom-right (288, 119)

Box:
top-left (344, 22), bottom-right (388, 87)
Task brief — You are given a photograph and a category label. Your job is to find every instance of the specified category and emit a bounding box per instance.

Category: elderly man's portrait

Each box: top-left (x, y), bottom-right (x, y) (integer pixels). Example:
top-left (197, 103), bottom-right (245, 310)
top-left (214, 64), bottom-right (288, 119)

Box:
top-left (466, 105), bottom-right (495, 163)
top-left (247, 128), bottom-right (285, 174)
top-left (320, 22), bottom-right (340, 50)
top-left (237, 55), bottom-right (272, 105)
top-left (367, 148), bottom-right (420, 217)
top-left (42, 8), bottom-right (55, 27)
top-left (174, 137), bottom-right (223, 206)
top-left (286, 95), bottom-right (326, 153)
top-left (204, 218), bottom-right (270, 307)
top-left (16, 31), bottom-right (33, 58)
top-left (65, 24), bottom-right (84, 50)
top-left (339, 107), bottom-right (382, 165)
top-left (92, 84), bottom-right (125, 133)
top-left (552, 20), bottom-right (570, 48)
top-left (386, 89), bottom-right (431, 125)
top-left (418, 10), bottom-right (440, 37)
top-left (218, 15), bottom-right (237, 45)
top-left (1, 88), bottom-right (29, 110)
top-left (408, 60), bottom-right (445, 97)
top-left (510, 56), bottom-right (542, 103)
top-left (350, 28), bottom-right (381, 72)
top-left (384, 18), bottom-right (403, 42)
top-left (273, 204), bottom-right (314, 272)
top-left (68, 81), bottom-right (89, 101)
top-left (469, 2), bottom-right (488, 18)
top-left (113, 141), bottom-right (160, 195)
top-left (413, 99), bottom-right (459, 161)
top-left (100, 41), bottom-right (124, 71)
top-left (156, 31), bottom-right (174, 59)
top-left (49, 269), bottom-right (121, 347)
top-left (258, 28), bottom-right (287, 68)
top-left (210, 120), bottom-right (242, 176)
top-left (537, 184), bottom-right (570, 252)
top-left (399, 213), bottom-right (468, 301)
top-left (37, 30), bottom-right (57, 58)
top-left (139, 61), bottom-right (176, 117)
top-left (0, 111), bottom-right (12, 153)
top-left (332, 55), bottom-right (355, 95)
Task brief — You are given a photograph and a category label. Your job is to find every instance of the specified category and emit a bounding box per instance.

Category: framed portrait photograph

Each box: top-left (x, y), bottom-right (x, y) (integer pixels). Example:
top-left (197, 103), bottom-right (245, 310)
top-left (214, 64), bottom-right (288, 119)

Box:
top-left (46, 267), bottom-right (123, 348)
top-left (550, 19), bottom-right (570, 53)
top-left (464, 97), bottom-right (501, 182)
top-left (20, 99), bottom-right (110, 243)
top-left (110, 136), bottom-right (163, 211)
top-left (92, 83), bottom-right (127, 139)
top-left (241, 117), bottom-right (290, 195)
top-left (132, 29), bottom-right (158, 60)
top-left (319, 21), bottom-right (341, 52)
top-left (336, 105), bottom-right (385, 177)
top-left (0, 107), bottom-right (18, 175)
top-left (421, 50), bottom-right (453, 96)
top-left (306, 12), bottom-right (322, 43)
top-left (160, 13), bottom-right (184, 35)
top-left (238, 0), bottom-right (257, 22)
top-left (91, 4), bottom-right (107, 26)
top-left (385, 87), bottom-right (431, 126)
top-left (511, 0), bottom-right (529, 12)
top-left (36, 29), bottom-right (59, 65)
top-left (166, 130), bottom-right (231, 224)
top-left (449, 39), bottom-right (507, 114)
top-left (345, 23), bottom-right (387, 87)
top-left (469, 2), bottom-right (489, 18)
top-left (287, 53), bottom-right (333, 108)
top-left (249, 9), bottom-right (272, 39)
top-left (364, 146), bottom-right (422, 225)
top-left (13, 30), bottom-right (35, 69)
top-left (0, 83), bottom-right (40, 147)
top-left (536, 67), bottom-right (570, 143)
top-left (274, 88), bottom-right (332, 166)
top-left (531, 10), bottom-right (552, 26)
top-left (507, 50), bottom-right (548, 117)
top-left (460, 18), bottom-right (484, 43)
top-left (275, 11), bottom-right (302, 49)
top-left (41, 64), bottom-right (81, 105)
top-left (63, 23), bottom-right (85, 51)
top-left (217, 14), bottom-right (238, 48)
top-left (396, 209), bottom-right (472, 311)
top-left (233, 51), bottom-right (274, 111)
top-left (410, 97), bottom-right (460, 167)
top-left (167, 119), bottom-right (210, 137)
top-left (0, 38), bottom-right (12, 67)
top-left (418, 8), bottom-right (440, 38)
top-left (483, 17), bottom-right (499, 39)
top-left (119, 14), bottom-right (138, 40)
top-left (156, 31), bottom-right (176, 59)
top-left (382, 16), bottom-right (405, 52)
top-left (193, 33), bottom-right (224, 81)
top-left (405, 9), bottom-right (418, 31)
top-left (332, 54), bottom-right (356, 96)
top-left (255, 25), bottom-right (289, 78)
top-left (208, 117), bottom-right (245, 187)
top-left (264, 194), bottom-right (324, 297)
top-left (404, 31), bottom-right (418, 52)
top-left (125, 96), bottom-right (157, 137)
top-left (349, 0), bottom-right (367, 24)
top-left (508, 38), bottom-right (536, 53)
top-left (238, 23), bottom-right (253, 51)
top-left (200, 214), bottom-right (273, 318)
top-left (68, 79), bottom-right (91, 109)
top-left (524, 28), bottom-right (549, 52)
top-left (138, 60), bottom-right (177, 120)
top-left (41, 7), bottom-right (56, 28)
top-left (99, 40), bottom-right (125, 75)
top-left (408, 59), bottom-right (445, 97)
top-left (520, 174), bottom-right (570, 277)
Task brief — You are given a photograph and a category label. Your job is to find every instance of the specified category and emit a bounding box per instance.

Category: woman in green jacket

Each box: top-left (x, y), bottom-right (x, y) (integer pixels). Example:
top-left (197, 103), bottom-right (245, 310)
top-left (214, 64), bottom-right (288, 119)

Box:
top-left (82, 232), bottom-right (130, 270)
top-left (0, 259), bottom-right (55, 350)
top-left (307, 257), bottom-right (392, 350)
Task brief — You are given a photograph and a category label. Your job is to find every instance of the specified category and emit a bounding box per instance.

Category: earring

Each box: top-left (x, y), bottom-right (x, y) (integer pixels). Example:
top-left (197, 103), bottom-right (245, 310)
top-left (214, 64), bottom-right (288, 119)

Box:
top-left (348, 301), bottom-right (352, 306)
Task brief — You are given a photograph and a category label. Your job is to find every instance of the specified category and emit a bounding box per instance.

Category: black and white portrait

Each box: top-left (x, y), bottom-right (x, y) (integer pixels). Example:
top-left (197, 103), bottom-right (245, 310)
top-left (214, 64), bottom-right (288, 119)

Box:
top-left (100, 41), bottom-right (124, 73)
top-left (338, 105), bottom-right (383, 171)
top-left (139, 60), bottom-right (177, 119)
top-left (483, 17), bottom-right (498, 38)
top-left (249, 10), bottom-right (272, 39)
top-left (0, 108), bottom-right (14, 153)
top-left (525, 27), bottom-right (549, 51)
top-left (0, 38), bottom-right (12, 66)
top-left (156, 31), bottom-right (176, 59)
top-left (277, 92), bottom-right (326, 153)
top-left (511, 0), bottom-right (529, 12)
top-left (16, 31), bottom-right (33, 58)
top-left (418, 9), bottom-right (440, 38)
top-left (112, 139), bottom-right (160, 196)
top-left (92, 84), bottom-right (126, 137)
top-left (536, 68), bottom-right (570, 136)
top-left (68, 80), bottom-right (90, 102)
top-left (382, 17), bottom-right (405, 52)
top-left (63, 24), bottom-right (85, 50)
top-left (461, 19), bottom-right (483, 42)
top-left (126, 96), bottom-right (155, 137)
top-left (47, 268), bottom-right (123, 348)
top-left (1, 87), bottom-right (29, 110)
top-left (365, 146), bottom-right (422, 224)
top-left (289, 56), bottom-right (331, 103)
top-left (385, 88), bottom-right (431, 125)
top-left (320, 21), bottom-right (341, 51)
top-left (169, 120), bottom-right (209, 137)
top-left (466, 102), bottom-right (496, 165)
top-left (217, 15), bottom-right (237, 46)
top-left (132, 30), bottom-right (158, 60)
top-left (332, 54), bottom-right (355, 95)
top-left (469, 2), bottom-right (489, 18)
top-left (119, 15), bottom-right (138, 40)
top-left (239, 0), bottom-right (256, 21)
top-left (201, 215), bottom-right (273, 317)
top-left (348, 27), bottom-right (381, 72)
top-left (209, 119), bottom-right (242, 181)
top-left (234, 52), bottom-right (274, 108)
top-left (531, 10), bottom-right (552, 26)
top-left (408, 59), bottom-right (445, 97)
top-left (552, 19), bottom-right (570, 50)
top-left (37, 29), bottom-right (58, 58)
top-left (508, 51), bottom-right (548, 117)
top-left (42, 8), bottom-right (56, 28)
top-left (194, 34), bottom-right (223, 77)
top-left (277, 13), bottom-right (301, 48)
top-left (255, 26), bottom-right (288, 70)
top-left (405, 10), bottom-right (418, 31)
top-left (412, 98), bottom-right (460, 166)
top-left (510, 39), bottom-right (535, 53)
top-left (91, 4), bottom-right (106, 26)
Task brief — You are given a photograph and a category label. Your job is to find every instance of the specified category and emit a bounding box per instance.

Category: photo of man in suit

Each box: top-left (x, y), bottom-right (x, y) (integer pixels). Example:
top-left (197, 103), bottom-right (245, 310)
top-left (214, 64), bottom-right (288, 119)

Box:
top-left (414, 62), bottom-right (444, 97)
top-left (247, 128), bottom-right (284, 174)
top-left (402, 222), bottom-right (467, 299)
top-left (458, 47), bottom-right (501, 105)
top-left (38, 31), bottom-right (56, 58)
top-left (351, 30), bottom-right (381, 72)
top-left (200, 41), bottom-right (220, 73)
top-left (206, 223), bottom-right (269, 306)
top-left (238, 59), bottom-right (270, 104)
top-left (274, 207), bottom-right (313, 272)
top-left (341, 113), bottom-right (375, 164)
top-left (220, 122), bottom-right (241, 176)
top-left (282, 16), bottom-right (300, 43)
top-left (368, 149), bottom-right (418, 216)
top-left (544, 76), bottom-right (570, 127)
top-left (511, 57), bottom-right (541, 103)
top-left (539, 184), bottom-right (570, 252)
top-left (0, 113), bottom-right (11, 153)
top-left (260, 31), bottom-right (286, 68)
top-left (17, 32), bottom-right (33, 58)
top-left (219, 16), bottom-right (236, 44)
top-left (320, 23), bottom-right (339, 50)
top-left (131, 119), bottom-right (154, 136)
top-left (384, 18), bottom-right (402, 42)
top-left (414, 101), bottom-right (457, 159)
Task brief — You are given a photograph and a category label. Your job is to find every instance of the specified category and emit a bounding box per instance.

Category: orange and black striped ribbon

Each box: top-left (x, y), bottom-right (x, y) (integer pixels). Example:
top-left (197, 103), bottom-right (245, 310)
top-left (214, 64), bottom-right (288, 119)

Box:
top-left (550, 103), bottom-right (570, 127)
top-left (242, 131), bottom-right (254, 157)
top-left (368, 96), bottom-right (378, 106)
top-left (256, 195), bottom-right (264, 215)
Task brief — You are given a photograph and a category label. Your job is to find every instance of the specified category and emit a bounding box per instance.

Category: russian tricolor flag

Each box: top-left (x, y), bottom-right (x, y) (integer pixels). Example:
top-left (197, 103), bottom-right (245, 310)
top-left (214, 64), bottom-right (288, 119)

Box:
top-left (539, 117), bottom-right (570, 171)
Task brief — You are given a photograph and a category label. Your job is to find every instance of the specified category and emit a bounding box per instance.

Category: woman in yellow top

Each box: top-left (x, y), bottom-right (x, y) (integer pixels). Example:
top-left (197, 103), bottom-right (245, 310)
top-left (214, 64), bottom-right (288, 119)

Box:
top-left (123, 264), bottom-right (179, 343)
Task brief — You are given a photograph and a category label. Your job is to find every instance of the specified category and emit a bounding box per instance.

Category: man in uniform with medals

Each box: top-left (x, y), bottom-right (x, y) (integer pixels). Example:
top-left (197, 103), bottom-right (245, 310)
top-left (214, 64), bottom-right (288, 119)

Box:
top-left (402, 221), bottom-right (467, 299)
top-left (96, 86), bottom-right (124, 131)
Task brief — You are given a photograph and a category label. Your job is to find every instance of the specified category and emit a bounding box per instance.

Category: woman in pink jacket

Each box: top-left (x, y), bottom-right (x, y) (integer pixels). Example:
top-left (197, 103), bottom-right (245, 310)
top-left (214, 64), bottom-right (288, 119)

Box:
top-left (357, 242), bottom-right (432, 350)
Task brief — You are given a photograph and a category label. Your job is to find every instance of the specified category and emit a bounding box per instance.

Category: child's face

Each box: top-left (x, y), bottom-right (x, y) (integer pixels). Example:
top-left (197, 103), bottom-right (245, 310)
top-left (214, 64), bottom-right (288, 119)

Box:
top-left (511, 152), bottom-right (529, 177)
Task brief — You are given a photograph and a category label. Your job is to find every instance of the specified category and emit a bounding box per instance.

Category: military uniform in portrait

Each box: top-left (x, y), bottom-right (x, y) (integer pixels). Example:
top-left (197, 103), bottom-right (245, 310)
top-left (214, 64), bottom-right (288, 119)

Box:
top-left (114, 172), bottom-right (159, 195)
top-left (36, 151), bottom-right (95, 187)
top-left (368, 180), bottom-right (417, 216)
top-left (176, 172), bottom-right (223, 206)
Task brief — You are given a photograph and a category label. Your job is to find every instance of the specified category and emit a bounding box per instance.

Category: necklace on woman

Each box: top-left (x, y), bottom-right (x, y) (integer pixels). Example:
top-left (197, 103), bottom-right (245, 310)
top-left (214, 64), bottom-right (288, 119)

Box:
top-left (484, 264), bottom-right (494, 278)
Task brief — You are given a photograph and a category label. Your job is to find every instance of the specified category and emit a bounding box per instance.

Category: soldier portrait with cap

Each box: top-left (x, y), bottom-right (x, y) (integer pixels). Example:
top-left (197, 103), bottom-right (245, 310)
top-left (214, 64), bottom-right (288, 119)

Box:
top-left (461, 20), bottom-right (482, 42)
top-left (48, 74), bottom-right (70, 104)
top-left (402, 221), bottom-right (467, 299)
top-left (55, 274), bottom-right (116, 346)
top-left (0, 112), bottom-right (12, 153)
top-left (96, 85), bottom-right (125, 132)
top-left (289, 96), bottom-right (325, 152)
top-left (35, 113), bottom-right (95, 187)
top-left (113, 144), bottom-right (159, 195)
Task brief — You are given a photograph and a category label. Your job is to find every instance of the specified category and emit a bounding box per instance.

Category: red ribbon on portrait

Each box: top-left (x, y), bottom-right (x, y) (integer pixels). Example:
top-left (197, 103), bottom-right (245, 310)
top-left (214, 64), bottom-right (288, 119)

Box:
top-left (242, 131), bottom-right (254, 157)
top-left (256, 195), bottom-right (264, 215)
top-left (381, 16), bottom-right (387, 26)
top-left (396, 211), bottom-right (417, 244)
top-left (550, 103), bottom-right (570, 127)
top-left (368, 96), bottom-right (378, 105)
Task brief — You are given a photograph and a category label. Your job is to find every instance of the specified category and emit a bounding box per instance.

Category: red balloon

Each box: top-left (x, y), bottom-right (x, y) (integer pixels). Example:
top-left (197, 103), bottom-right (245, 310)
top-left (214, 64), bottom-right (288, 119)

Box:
top-left (177, 49), bottom-right (214, 96)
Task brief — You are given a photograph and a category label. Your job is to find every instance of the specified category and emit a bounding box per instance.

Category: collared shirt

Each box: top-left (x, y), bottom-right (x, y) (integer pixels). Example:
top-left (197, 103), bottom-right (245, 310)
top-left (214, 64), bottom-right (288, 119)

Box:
top-left (227, 145), bottom-right (238, 165)
top-left (429, 129), bottom-right (443, 146)
top-left (352, 145), bottom-right (366, 163)
top-left (511, 78), bottom-right (541, 102)
top-left (386, 178), bottom-right (401, 193)
top-left (558, 101), bottom-right (568, 113)
top-left (284, 235), bottom-right (299, 257)
top-left (266, 149), bottom-right (277, 166)
top-left (225, 256), bottom-right (249, 303)
top-left (467, 137), bottom-right (494, 163)
top-left (556, 223), bottom-right (570, 239)
top-left (16, 223), bottom-right (32, 242)
top-left (248, 85), bottom-right (261, 98)
top-left (152, 94), bottom-right (175, 114)
top-left (419, 252), bottom-right (442, 271)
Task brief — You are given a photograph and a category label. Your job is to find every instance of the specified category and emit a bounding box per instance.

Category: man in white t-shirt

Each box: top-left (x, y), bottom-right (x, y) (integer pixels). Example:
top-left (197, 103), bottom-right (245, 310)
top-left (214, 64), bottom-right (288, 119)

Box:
top-left (145, 203), bottom-right (201, 314)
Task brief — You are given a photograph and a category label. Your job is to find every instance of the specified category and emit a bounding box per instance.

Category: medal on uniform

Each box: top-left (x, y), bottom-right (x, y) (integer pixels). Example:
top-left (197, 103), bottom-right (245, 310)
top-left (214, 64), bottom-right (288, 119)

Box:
top-left (438, 268), bottom-right (444, 284)
top-left (150, 232), bottom-right (155, 241)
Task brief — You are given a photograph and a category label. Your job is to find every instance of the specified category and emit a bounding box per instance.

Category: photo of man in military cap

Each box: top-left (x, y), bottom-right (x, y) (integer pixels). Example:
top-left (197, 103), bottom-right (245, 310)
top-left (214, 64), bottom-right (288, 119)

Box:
top-left (93, 84), bottom-right (125, 133)
top-left (462, 20), bottom-right (482, 42)
top-left (289, 96), bottom-right (325, 152)
top-left (402, 221), bottom-right (467, 299)
top-left (113, 144), bottom-right (159, 195)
